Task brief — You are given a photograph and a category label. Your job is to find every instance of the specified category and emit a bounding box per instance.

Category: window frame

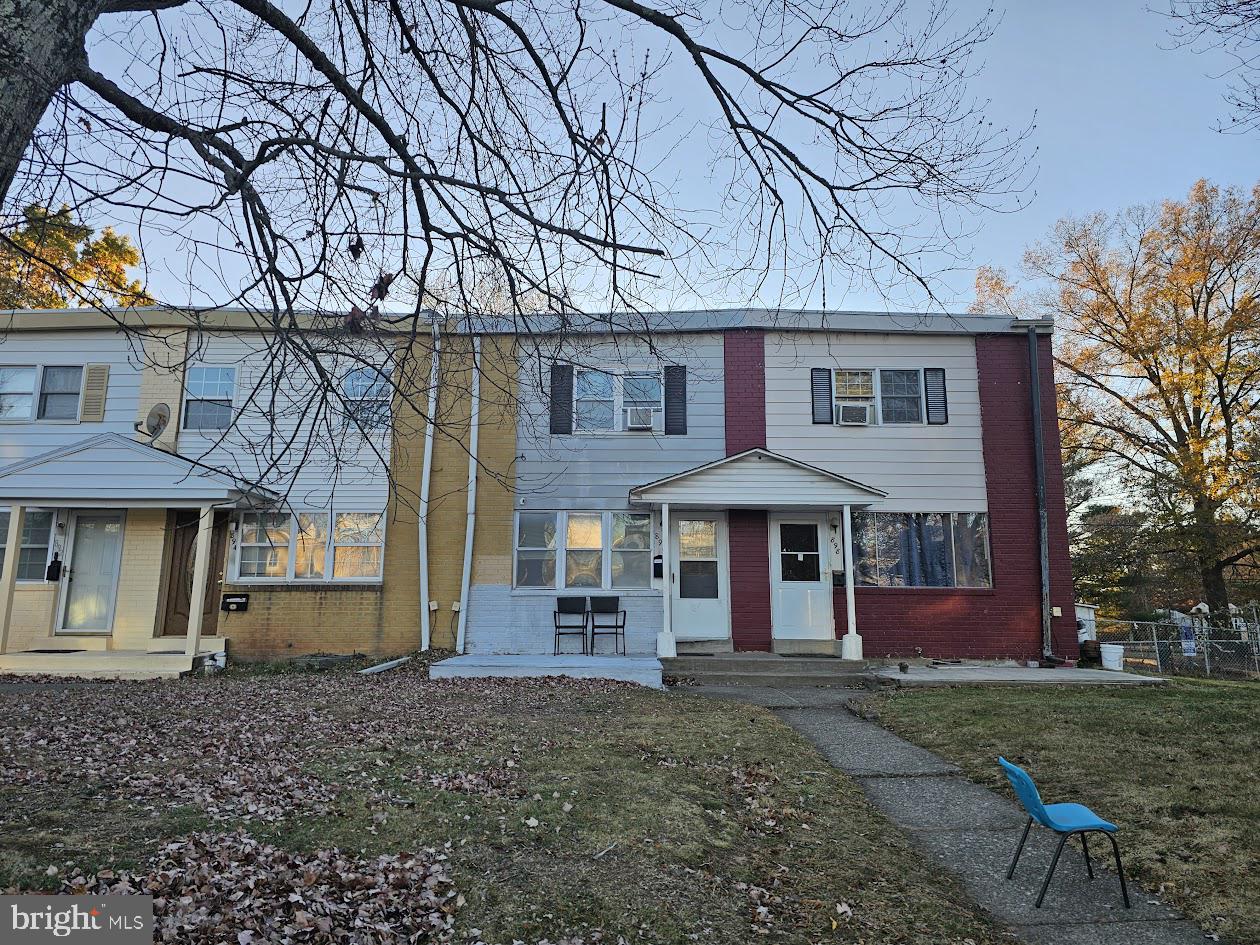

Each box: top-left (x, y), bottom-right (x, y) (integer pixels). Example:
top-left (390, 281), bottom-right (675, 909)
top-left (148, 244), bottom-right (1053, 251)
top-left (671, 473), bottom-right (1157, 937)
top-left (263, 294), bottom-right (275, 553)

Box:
top-left (0, 506), bottom-right (55, 583)
top-left (832, 367), bottom-right (930, 426)
top-left (513, 509), bottom-right (655, 591)
top-left (850, 510), bottom-right (993, 589)
top-left (341, 366), bottom-right (392, 434)
top-left (182, 365), bottom-right (237, 432)
top-left (570, 368), bottom-right (665, 435)
top-left (231, 509), bottom-right (386, 584)
top-left (0, 365), bottom-right (86, 424)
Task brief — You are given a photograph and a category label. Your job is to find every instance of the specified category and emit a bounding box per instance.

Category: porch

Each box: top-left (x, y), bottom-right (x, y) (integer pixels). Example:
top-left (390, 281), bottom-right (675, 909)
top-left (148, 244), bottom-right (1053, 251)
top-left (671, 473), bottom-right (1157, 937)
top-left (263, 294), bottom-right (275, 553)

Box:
top-left (0, 433), bottom-right (275, 679)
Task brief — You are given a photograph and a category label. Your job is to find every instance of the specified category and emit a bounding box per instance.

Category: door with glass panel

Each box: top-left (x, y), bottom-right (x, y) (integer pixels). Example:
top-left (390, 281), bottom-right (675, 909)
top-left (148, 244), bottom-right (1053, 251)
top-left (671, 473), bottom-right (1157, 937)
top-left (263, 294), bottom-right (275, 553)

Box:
top-left (769, 514), bottom-right (835, 640)
top-left (670, 513), bottom-right (730, 641)
top-left (58, 512), bottom-right (126, 633)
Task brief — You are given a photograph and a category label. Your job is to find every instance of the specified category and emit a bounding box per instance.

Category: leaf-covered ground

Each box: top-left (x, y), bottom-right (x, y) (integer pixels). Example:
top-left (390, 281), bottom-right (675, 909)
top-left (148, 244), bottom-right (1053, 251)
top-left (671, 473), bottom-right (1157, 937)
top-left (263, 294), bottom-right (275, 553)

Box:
top-left (867, 679), bottom-right (1260, 945)
top-left (1, 664), bottom-right (1009, 944)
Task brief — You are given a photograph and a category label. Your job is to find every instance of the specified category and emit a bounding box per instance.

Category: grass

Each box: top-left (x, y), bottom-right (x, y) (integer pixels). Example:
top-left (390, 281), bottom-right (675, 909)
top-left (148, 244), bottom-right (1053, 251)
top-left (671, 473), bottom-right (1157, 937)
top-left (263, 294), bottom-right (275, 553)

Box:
top-left (0, 669), bottom-right (1008, 944)
top-left (868, 678), bottom-right (1260, 944)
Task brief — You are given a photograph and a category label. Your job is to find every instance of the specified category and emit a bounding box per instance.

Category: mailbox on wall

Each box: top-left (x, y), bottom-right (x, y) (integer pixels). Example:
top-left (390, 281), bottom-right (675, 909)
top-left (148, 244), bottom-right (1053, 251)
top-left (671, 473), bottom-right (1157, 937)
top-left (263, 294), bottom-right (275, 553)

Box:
top-left (221, 594), bottom-right (250, 613)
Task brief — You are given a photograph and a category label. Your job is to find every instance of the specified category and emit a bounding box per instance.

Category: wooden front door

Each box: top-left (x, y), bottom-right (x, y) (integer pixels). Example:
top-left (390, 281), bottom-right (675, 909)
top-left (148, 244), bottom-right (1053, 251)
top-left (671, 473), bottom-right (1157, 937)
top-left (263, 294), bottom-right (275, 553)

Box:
top-left (161, 510), bottom-right (229, 637)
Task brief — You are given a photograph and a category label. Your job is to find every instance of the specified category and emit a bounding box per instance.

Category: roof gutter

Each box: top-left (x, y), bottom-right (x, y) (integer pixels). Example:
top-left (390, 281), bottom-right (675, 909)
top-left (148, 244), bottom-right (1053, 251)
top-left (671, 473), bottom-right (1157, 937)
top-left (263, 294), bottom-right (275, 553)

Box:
top-left (417, 318), bottom-right (440, 651)
top-left (1025, 325), bottom-right (1057, 661)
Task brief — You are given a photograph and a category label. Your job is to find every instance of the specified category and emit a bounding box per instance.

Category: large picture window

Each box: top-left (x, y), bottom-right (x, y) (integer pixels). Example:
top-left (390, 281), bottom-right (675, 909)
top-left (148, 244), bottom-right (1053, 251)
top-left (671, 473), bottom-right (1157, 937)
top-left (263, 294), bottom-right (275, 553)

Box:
top-left (235, 509), bottom-right (384, 582)
top-left (851, 511), bottom-right (992, 588)
top-left (514, 510), bottom-right (653, 590)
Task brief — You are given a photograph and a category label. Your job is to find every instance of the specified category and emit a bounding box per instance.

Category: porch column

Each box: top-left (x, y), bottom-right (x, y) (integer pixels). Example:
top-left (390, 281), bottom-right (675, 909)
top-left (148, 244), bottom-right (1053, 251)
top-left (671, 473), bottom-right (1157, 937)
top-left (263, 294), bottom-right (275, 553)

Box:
top-left (840, 504), bottom-right (863, 660)
top-left (184, 505), bottom-right (215, 659)
top-left (0, 506), bottom-right (26, 655)
top-left (657, 503), bottom-right (676, 658)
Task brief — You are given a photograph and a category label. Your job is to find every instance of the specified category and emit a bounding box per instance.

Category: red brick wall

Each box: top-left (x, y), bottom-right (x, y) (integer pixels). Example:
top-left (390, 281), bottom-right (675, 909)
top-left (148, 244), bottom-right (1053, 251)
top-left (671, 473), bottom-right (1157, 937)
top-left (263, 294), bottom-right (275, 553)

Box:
top-left (724, 329), bottom-right (767, 454)
top-left (728, 510), bottom-right (773, 651)
top-left (843, 332), bottom-right (1078, 660)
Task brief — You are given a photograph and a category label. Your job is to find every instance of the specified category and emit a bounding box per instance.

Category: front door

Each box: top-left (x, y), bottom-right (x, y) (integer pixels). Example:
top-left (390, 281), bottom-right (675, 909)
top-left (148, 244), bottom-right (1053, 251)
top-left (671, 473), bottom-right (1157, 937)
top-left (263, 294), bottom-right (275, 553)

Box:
top-left (769, 514), bottom-right (835, 640)
top-left (671, 513), bottom-right (730, 641)
top-left (58, 511), bottom-right (126, 633)
top-left (161, 510), bottom-right (229, 637)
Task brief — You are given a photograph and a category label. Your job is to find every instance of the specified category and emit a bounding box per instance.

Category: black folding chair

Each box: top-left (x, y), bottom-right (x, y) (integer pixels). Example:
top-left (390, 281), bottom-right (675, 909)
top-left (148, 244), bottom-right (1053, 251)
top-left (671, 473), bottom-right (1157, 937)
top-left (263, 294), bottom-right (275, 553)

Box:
top-left (588, 596), bottom-right (627, 655)
top-left (553, 596), bottom-right (589, 655)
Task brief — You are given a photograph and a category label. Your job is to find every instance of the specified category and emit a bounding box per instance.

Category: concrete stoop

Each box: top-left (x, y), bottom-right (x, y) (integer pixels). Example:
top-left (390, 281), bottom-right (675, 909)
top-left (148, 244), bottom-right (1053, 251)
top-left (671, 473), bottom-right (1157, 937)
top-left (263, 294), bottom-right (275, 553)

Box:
top-left (661, 653), bottom-right (870, 688)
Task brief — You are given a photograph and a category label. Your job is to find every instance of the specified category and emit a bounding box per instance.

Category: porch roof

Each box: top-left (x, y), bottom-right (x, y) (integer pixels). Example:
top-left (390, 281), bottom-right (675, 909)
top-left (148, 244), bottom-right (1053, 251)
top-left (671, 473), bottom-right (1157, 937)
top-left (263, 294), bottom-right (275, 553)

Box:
top-left (629, 448), bottom-right (886, 508)
top-left (0, 433), bottom-right (277, 508)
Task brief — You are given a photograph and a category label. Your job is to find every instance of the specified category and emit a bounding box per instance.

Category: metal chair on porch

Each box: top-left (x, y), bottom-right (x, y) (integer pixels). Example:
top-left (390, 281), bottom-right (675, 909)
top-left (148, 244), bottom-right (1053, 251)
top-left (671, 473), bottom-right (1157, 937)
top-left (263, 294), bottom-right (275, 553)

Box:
top-left (553, 596), bottom-right (589, 655)
top-left (588, 596), bottom-right (627, 655)
top-left (999, 757), bottom-right (1131, 909)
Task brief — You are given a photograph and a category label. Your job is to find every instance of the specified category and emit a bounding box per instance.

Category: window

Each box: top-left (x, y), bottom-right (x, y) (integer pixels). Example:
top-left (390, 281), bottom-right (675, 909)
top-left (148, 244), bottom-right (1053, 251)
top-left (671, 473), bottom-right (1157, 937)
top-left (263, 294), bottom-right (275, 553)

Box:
top-left (333, 512), bottom-right (384, 578)
top-left (851, 511), bottom-right (992, 588)
top-left (235, 509), bottom-right (385, 582)
top-left (879, 369), bottom-right (923, 424)
top-left (574, 369), bottom-right (614, 432)
top-left (677, 519), bottom-right (719, 599)
top-left (779, 522), bottom-right (821, 582)
top-left (37, 367), bottom-right (83, 420)
top-left (184, 366), bottom-right (236, 430)
top-left (835, 369), bottom-right (874, 400)
top-left (0, 367), bottom-right (36, 420)
top-left (343, 367), bottom-right (391, 431)
top-left (514, 510), bottom-right (654, 590)
top-left (515, 512), bottom-right (558, 587)
top-left (0, 508), bottom-right (53, 581)
top-left (622, 373), bottom-right (664, 431)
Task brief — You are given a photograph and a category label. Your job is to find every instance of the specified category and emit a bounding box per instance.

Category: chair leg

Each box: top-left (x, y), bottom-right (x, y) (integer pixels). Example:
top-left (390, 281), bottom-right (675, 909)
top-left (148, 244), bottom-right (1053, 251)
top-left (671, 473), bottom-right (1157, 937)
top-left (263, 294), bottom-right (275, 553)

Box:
top-left (1035, 833), bottom-right (1070, 908)
top-left (1106, 833), bottom-right (1131, 908)
top-left (1007, 817), bottom-right (1033, 880)
top-left (1080, 832), bottom-right (1094, 880)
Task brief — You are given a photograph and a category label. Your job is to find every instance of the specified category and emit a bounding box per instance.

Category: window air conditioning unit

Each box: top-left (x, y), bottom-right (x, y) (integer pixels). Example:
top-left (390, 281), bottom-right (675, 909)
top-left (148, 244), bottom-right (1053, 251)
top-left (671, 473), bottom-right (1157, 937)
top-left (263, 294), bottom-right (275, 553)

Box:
top-left (625, 407), bottom-right (656, 430)
top-left (836, 401), bottom-right (873, 426)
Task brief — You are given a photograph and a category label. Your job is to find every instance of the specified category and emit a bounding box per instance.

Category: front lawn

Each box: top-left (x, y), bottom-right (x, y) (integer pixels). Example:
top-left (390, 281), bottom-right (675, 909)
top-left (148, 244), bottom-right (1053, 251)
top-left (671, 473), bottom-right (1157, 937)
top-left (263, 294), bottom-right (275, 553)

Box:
top-left (868, 679), bottom-right (1259, 944)
top-left (0, 667), bottom-right (1006, 944)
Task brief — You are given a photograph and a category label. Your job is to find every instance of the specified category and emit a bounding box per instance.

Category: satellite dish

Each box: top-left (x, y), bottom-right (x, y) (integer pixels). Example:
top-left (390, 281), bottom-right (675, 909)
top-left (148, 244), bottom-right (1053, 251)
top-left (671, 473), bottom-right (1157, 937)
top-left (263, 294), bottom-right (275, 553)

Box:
top-left (144, 403), bottom-right (171, 438)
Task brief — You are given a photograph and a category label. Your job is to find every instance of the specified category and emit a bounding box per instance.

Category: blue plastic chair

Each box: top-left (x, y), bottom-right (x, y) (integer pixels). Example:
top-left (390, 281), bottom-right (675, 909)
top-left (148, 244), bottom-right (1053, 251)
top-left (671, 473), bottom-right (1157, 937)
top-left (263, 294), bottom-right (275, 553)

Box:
top-left (998, 757), bottom-right (1130, 909)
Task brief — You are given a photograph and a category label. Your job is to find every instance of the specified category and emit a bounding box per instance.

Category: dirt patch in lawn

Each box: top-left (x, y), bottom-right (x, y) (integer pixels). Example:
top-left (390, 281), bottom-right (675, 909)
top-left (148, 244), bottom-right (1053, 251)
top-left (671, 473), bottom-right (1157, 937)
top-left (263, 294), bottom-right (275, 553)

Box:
top-left (2, 668), bottom-right (1008, 943)
top-left (867, 678), bottom-right (1260, 944)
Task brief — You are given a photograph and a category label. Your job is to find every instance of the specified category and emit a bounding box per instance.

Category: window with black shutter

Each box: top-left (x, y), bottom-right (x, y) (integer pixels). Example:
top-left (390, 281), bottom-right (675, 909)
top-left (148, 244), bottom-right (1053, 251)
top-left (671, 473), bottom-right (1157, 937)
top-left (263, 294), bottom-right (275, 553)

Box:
top-left (924, 368), bottom-right (948, 424)
top-left (549, 363), bottom-right (574, 434)
top-left (810, 368), bottom-right (833, 424)
top-left (664, 365), bottom-right (687, 435)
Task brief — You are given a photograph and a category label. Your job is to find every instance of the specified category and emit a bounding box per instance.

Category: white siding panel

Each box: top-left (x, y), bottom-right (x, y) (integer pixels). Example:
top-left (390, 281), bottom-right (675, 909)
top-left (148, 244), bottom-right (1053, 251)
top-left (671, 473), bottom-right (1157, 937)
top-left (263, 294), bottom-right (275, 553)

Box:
top-left (633, 453), bottom-right (882, 506)
top-left (0, 331), bottom-right (143, 466)
top-left (764, 332), bottom-right (988, 511)
top-left (516, 334), bottom-right (726, 509)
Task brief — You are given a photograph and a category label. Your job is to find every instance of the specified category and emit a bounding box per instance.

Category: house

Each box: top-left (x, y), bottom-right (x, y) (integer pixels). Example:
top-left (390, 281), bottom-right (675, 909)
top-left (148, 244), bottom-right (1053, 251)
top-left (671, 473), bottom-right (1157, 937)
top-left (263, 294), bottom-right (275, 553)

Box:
top-left (0, 307), bottom-right (1077, 677)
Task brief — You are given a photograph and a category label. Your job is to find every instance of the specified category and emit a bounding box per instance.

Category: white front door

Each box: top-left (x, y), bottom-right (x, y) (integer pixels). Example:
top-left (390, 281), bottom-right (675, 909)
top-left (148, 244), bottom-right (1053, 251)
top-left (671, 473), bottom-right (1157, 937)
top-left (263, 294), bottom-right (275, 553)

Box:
top-left (58, 511), bottom-right (126, 633)
top-left (769, 514), bottom-right (835, 640)
top-left (671, 513), bottom-right (730, 641)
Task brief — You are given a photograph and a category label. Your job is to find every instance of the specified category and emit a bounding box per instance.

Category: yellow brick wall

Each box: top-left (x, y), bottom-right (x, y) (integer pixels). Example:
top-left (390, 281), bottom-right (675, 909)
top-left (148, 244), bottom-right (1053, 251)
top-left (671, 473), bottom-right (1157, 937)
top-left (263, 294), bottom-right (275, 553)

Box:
top-left (5, 585), bottom-right (58, 651)
top-left (111, 509), bottom-right (167, 648)
top-left (136, 330), bottom-right (188, 450)
top-left (472, 336), bottom-right (518, 587)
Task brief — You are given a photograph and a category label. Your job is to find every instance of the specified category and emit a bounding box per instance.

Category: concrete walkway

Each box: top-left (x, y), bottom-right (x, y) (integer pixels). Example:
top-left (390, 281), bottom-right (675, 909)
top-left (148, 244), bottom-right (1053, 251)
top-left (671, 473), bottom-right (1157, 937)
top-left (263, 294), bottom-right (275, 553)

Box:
top-left (684, 688), bottom-right (1205, 945)
top-left (873, 664), bottom-right (1163, 688)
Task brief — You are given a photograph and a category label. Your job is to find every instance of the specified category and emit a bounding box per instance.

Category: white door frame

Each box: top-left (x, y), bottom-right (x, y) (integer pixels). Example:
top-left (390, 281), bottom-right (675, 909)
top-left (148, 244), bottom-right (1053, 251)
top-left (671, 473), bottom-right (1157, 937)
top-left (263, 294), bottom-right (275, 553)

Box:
top-left (56, 509), bottom-right (127, 634)
top-left (670, 510), bottom-right (731, 641)
top-left (768, 512), bottom-right (836, 640)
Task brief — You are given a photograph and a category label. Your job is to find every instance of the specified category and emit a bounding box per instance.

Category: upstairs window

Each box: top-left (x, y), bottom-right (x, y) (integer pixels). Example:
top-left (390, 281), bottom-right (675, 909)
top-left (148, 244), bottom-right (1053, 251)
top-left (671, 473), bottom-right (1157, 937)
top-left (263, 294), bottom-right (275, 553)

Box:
top-left (342, 367), bottom-right (391, 431)
top-left (0, 367), bottom-right (37, 420)
top-left (574, 369), bottom-right (615, 432)
top-left (184, 366), bottom-right (236, 430)
top-left (879, 369), bottom-right (923, 423)
top-left (37, 367), bottom-right (83, 420)
top-left (622, 373), bottom-right (664, 431)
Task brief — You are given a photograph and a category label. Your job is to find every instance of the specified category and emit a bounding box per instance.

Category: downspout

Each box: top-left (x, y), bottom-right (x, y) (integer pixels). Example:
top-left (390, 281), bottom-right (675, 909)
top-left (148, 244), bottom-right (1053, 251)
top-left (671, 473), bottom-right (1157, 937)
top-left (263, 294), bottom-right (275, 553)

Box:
top-left (1026, 325), bottom-right (1056, 661)
top-left (454, 335), bottom-right (481, 654)
top-left (417, 318), bottom-right (441, 651)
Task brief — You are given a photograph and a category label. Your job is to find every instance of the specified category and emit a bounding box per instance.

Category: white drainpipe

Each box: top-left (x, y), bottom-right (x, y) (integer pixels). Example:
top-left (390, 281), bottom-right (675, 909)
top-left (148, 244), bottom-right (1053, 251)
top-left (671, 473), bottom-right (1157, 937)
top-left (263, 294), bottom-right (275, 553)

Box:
top-left (417, 318), bottom-right (440, 651)
top-left (454, 335), bottom-right (480, 653)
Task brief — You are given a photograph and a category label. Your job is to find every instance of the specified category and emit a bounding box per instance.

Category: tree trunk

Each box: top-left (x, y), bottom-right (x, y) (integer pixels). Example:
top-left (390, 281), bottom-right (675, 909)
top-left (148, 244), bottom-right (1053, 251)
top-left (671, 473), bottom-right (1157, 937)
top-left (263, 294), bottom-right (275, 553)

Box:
top-left (0, 0), bottom-right (107, 202)
top-left (1191, 497), bottom-right (1231, 625)
top-left (1200, 561), bottom-right (1230, 628)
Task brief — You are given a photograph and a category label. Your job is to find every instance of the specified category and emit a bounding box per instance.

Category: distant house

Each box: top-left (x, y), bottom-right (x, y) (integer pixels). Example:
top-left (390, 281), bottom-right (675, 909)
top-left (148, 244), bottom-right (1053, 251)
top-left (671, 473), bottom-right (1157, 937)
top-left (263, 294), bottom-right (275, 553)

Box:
top-left (0, 308), bottom-right (1077, 676)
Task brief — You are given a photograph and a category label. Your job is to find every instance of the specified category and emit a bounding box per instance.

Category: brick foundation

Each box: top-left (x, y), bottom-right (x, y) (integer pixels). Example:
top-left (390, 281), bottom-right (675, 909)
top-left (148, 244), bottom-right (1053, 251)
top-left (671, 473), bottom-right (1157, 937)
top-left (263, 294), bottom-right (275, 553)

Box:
top-left (842, 333), bottom-right (1077, 660)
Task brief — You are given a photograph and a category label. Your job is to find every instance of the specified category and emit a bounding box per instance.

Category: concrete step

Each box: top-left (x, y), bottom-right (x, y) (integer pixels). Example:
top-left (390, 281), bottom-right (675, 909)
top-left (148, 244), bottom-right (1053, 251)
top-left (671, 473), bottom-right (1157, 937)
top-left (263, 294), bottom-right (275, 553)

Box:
top-left (670, 671), bottom-right (872, 688)
top-left (663, 655), bottom-right (868, 675)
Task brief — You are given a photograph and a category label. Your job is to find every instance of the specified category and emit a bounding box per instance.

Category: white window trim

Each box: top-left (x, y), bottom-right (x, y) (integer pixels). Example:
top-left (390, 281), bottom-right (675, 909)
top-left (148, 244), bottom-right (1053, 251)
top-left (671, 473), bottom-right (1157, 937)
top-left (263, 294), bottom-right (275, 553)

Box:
top-left (513, 509), bottom-right (656, 592)
top-left (231, 509), bottom-right (386, 584)
top-left (833, 367), bottom-right (928, 426)
top-left (0, 365), bottom-right (86, 424)
top-left (853, 510), bottom-right (992, 589)
top-left (570, 368), bottom-right (665, 435)
top-left (0, 506), bottom-right (56, 583)
top-left (182, 364), bottom-right (237, 432)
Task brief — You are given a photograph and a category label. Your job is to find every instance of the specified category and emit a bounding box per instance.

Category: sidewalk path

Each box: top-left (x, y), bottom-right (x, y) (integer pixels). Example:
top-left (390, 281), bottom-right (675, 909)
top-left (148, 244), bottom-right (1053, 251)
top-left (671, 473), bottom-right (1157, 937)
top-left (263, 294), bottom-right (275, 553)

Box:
top-left (686, 686), bottom-right (1207, 945)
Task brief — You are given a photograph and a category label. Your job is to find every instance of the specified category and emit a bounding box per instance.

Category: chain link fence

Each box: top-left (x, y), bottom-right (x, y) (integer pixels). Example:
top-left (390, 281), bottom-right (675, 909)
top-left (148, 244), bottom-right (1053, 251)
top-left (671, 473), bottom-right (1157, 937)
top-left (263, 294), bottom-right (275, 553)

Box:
top-left (1094, 617), bottom-right (1260, 680)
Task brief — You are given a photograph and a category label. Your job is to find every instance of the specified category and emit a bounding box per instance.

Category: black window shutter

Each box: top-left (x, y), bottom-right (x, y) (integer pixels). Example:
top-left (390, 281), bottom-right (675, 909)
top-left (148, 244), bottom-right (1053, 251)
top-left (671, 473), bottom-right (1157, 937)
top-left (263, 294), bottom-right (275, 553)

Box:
top-left (924, 368), bottom-right (948, 424)
top-left (810, 368), bottom-right (833, 424)
top-left (664, 365), bottom-right (687, 435)
top-left (549, 363), bottom-right (573, 434)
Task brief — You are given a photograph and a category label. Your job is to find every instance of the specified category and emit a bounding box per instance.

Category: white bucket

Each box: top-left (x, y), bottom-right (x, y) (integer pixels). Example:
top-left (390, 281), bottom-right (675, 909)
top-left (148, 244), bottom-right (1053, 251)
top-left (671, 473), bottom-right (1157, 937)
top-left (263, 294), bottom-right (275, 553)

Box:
top-left (1099, 643), bottom-right (1124, 671)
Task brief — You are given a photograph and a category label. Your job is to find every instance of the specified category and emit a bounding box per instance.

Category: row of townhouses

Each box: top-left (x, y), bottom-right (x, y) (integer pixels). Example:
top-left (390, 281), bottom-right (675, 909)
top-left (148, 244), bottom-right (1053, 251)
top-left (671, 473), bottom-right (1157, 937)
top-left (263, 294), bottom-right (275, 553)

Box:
top-left (0, 307), bottom-right (1077, 677)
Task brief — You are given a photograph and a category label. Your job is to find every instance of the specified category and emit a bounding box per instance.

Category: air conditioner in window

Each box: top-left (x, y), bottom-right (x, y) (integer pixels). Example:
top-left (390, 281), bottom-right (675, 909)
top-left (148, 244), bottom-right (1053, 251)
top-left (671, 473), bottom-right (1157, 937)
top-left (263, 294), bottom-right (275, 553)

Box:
top-left (836, 401), bottom-right (874, 426)
top-left (624, 407), bottom-right (656, 430)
